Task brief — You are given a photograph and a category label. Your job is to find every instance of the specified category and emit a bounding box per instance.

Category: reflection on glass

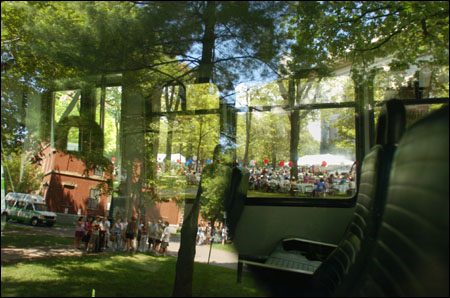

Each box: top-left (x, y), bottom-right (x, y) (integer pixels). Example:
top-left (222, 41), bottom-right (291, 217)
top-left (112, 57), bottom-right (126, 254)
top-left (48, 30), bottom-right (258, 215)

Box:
top-left (103, 87), bottom-right (121, 160)
top-left (159, 83), bottom-right (219, 112)
top-left (375, 103), bottom-right (446, 130)
top-left (155, 114), bottom-right (220, 200)
top-left (186, 83), bottom-right (219, 110)
top-left (374, 67), bottom-right (450, 101)
top-left (54, 90), bottom-right (81, 123)
top-left (235, 76), bottom-right (354, 108)
top-left (67, 127), bottom-right (79, 152)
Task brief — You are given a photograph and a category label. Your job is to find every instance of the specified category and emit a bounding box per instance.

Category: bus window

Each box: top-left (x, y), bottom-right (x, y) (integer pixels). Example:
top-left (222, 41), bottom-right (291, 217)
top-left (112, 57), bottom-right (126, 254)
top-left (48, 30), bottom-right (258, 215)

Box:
top-left (15, 201), bottom-right (26, 209)
top-left (236, 77), bottom-right (356, 200)
top-left (34, 204), bottom-right (49, 212)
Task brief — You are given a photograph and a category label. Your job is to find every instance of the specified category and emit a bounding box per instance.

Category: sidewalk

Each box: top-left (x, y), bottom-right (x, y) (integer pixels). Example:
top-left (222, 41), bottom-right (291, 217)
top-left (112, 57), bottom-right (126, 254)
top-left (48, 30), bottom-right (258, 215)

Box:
top-left (167, 237), bottom-right (238, 270)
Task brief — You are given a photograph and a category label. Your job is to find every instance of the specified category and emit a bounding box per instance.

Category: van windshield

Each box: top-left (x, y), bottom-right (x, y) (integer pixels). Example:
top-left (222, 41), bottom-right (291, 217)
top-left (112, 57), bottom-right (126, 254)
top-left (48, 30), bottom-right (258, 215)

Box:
top-left (34, 204), bottom-right (48, 212)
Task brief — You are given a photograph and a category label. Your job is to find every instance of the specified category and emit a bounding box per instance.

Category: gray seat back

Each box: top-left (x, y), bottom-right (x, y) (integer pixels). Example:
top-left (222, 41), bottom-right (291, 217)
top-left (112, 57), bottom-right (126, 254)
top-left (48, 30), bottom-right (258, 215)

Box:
top-left (353, 105), bottom-right (449, 296)
top-left (310, 99), bottom-right (406, 296)
top-left (225, 167), bottom-right (250, 239)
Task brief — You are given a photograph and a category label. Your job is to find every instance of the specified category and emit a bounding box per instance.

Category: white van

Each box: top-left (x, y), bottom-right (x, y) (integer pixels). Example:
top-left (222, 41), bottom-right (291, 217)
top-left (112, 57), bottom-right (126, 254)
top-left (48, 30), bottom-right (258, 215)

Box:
top-left (2, 192), bottom-right (57, 227)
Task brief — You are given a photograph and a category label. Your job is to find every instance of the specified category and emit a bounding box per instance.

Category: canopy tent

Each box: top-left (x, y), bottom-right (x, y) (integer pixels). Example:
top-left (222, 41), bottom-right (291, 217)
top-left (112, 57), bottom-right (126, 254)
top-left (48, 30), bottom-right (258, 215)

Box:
top-left (157, 153), bottom-right (186, 163)
top-left (297, 154), bottom-right (354, 166)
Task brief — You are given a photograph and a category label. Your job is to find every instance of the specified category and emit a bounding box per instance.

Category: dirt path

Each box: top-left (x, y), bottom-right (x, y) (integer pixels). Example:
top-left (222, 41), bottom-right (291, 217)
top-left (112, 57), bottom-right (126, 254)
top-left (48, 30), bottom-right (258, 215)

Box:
top-left (1, 246), bottom-right (84, 264)
top-left (1, 222), bottom-right (81, 264)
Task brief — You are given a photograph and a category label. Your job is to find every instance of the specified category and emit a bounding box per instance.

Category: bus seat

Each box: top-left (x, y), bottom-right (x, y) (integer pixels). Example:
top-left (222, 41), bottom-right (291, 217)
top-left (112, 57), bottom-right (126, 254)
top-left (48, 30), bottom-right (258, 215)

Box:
top-left (224, 167), bottom-right (250, 240)
top-left (308, 99), bottom-right (406, 296)
top-left (351, 105), bottom-right (449, 296)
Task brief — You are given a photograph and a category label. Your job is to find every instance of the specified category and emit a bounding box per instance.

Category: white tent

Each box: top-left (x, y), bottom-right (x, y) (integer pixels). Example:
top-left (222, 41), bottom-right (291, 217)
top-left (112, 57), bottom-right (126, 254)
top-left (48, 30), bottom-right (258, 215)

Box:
top-left (297, 154), bottom-right (354, 166)
top-left (157, 153), bottom-right (186, 163)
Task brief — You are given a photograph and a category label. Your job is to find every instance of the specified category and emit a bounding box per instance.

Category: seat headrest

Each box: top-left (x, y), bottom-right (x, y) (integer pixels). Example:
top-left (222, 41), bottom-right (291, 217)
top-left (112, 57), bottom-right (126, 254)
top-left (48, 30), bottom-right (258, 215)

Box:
top-left (375, 99), bottom-right (406, 145)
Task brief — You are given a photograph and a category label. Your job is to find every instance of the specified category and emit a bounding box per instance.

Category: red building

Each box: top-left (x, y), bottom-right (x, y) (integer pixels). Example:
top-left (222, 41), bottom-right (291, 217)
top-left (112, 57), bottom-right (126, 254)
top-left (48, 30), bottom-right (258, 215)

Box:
top-left (39, 145), bottom-right (183, 225)
top-left (40, 145), bottom-right (110, 216)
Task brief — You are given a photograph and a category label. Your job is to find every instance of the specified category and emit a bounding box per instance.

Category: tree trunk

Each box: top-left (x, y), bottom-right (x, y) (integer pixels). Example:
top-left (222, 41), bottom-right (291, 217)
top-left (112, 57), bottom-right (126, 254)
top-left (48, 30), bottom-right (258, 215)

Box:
top-left (166, 86), bottom-right (181, 171)
top-left (197, 1), bottom-right (216, 84)
top-left (288, 79), bottom-right (299, 180)
top-left (290, 110), bottom-right (299, 180)
top-left (166, 119), bottom-right (174, 170)
top-left (195, 118), bottom-right (204, 173)
top-left (271, 148), bottom-right (276, 169)
top-left (148, 88), bottom-right (162, 181)
top-left (243, 107), bottom-right (251, 167)
top-left (173, 2), bottom-right (216, 296)
top-left (172, 181), bottom-right (203, 297)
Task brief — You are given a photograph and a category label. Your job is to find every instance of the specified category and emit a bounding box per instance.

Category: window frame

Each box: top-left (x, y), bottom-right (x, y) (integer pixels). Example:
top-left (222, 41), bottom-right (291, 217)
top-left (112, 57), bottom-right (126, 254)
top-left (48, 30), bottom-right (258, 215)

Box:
top-left (88, 188), bottom-right (101, 210)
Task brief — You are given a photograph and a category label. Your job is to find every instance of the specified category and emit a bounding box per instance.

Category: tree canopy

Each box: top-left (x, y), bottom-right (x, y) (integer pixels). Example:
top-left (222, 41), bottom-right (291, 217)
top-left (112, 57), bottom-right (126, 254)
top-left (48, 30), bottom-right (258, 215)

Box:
top-left (283, 1), bottom-right (449, 74)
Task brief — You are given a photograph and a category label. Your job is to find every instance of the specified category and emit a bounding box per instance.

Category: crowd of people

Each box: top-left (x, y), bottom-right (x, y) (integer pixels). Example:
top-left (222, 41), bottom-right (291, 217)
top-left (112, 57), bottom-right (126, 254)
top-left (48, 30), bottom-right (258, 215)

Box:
top-left (196, 222), bottom-right (228, 246)
top-left (248, 166), bottom-right (356, 197)
top-left (74, 216), bottom-right (171, 257)
top-left (158, 161), bottom-right (357, 197)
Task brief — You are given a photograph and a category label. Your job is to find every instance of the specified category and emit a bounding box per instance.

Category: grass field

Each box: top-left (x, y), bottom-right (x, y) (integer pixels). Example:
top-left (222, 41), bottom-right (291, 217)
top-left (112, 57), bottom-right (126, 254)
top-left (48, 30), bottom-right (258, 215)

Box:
top-left (1, 233), bottom-right (73, 248)
top-left (1, 223), bottom-right (33, 232)
top-left (1, 253), bottom-right (266, 297)
top-left (1, 223), bottom-right (266, 297)
top-left (1, 223), bottom-right (73, 248)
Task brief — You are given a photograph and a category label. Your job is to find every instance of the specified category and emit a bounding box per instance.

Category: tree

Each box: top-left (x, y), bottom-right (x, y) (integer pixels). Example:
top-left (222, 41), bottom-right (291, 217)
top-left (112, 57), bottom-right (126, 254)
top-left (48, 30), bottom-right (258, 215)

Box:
top-left (285, 2), bottom-right (448, 68)
top-left (168, 2), bottom-right (284, 296)
top-left (199, 153), bottom-right (233, 229)
top-left (275, 76), bottom-right (324, 180)
top-left (2, 150), bottom-right (43, 195)
top-left (163, 85), bottom-right (181, 171)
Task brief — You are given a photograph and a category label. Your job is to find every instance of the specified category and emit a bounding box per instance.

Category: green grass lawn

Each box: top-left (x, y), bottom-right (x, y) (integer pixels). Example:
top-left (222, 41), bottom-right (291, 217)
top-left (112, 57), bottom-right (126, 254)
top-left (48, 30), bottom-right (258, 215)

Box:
top-left (1, 233), bottom-right (73, 248)
top-left (1, 224), bottom-right (265, 296)
top-left (1, 223), bottom-right (73, 248)
top-left (1, 223), bottom-right (33, 232)
top-left (1, 253), bottom-right (266, 297)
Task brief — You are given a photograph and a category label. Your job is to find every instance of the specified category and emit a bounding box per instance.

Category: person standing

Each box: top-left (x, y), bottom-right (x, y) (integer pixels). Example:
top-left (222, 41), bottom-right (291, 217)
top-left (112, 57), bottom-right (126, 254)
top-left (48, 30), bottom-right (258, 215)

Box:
top-left (137, 219), bottom-right (146, 252)
top-left (83, 216), bottom-right (93, 252)
top-left (160, 221), bottom-right (171, 257)
top-left (154, 220), bottom-right (163, 255)
top-left (198, 224), bottom-right (206, 245)
top-left (205, 223), bottom-right (212, 245)
top-left (196, 224), bottom-right (202, 245)
top-left (74, 216), bottom-right (85, 250)
top-left (89, 216), bottom-right (101, 253)
top-left (103, 217), bottom-right (111, 249)
top-left (112, 218), bottom-right (121, 251)
top-left (125, 217), bottom-right (137, 254)
top-left (120, 218), bottom-right (128, 251)
top-left (221, 225), bottom-right (227, 245)
top-left (139, 219), bottom-right (148, 252)
top-left (98, 216), bottom-right (105, 252)
top-left (147, 220), bottom-right (156, 253)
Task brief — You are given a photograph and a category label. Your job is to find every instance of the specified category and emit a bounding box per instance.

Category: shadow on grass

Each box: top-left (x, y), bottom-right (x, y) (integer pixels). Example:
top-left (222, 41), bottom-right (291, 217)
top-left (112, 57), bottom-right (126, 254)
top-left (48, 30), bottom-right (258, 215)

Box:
top-left (1, 252), bottom-right (266, 297)
top-left (1, 234), bottom-right (73, 248)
